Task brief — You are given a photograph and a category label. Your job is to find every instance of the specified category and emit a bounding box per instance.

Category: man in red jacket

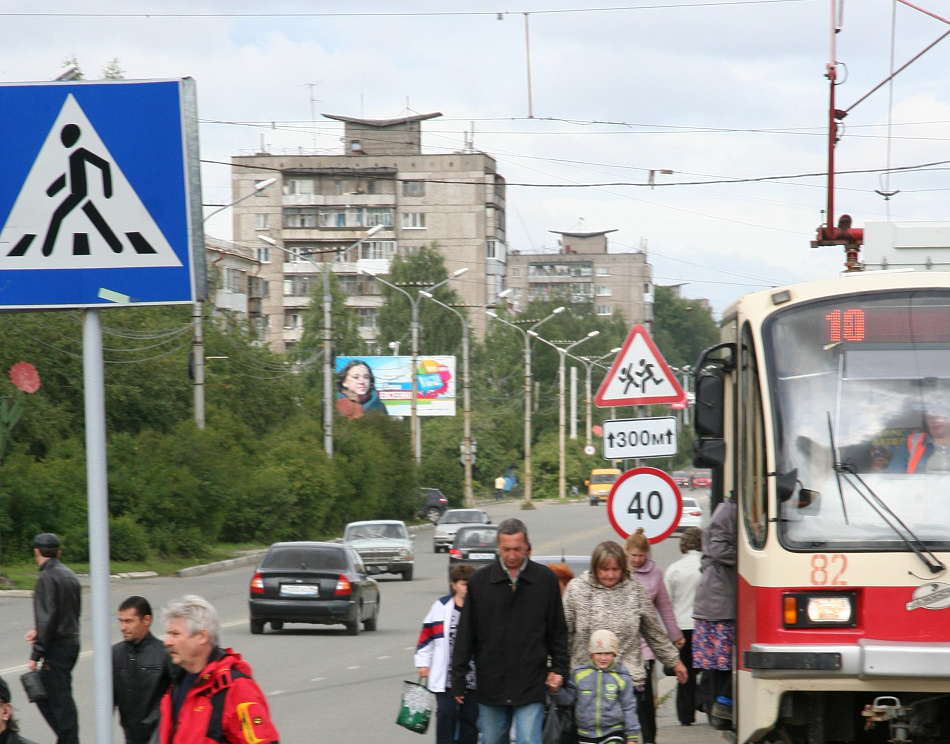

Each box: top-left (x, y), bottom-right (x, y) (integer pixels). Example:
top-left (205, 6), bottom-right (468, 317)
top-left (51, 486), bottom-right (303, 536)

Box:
top-left (158, 595), bottom-right (279, 744)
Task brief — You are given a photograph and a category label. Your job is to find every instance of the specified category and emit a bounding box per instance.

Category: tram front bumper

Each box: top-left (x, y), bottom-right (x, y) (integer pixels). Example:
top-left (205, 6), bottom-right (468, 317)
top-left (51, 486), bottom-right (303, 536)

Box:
top-left (746, 639), bottom-right (950, 678)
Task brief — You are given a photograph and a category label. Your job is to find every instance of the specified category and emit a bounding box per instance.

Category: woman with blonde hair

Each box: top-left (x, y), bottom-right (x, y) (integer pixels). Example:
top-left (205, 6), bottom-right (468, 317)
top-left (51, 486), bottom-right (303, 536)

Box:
top-left (562, 540), bottom-right (686, 744)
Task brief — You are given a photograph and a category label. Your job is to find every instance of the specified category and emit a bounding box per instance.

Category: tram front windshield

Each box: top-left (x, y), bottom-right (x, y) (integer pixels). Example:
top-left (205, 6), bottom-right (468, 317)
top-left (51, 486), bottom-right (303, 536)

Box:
top-left (765, 290), bottom-right (950, 551)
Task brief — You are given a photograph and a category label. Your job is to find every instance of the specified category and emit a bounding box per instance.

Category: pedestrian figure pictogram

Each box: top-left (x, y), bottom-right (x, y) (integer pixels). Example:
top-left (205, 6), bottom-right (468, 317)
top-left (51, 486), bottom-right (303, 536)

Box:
top-left (0, 93), bottom-right (181, 271)
top-left (618, 359), bottom-right (665, 394)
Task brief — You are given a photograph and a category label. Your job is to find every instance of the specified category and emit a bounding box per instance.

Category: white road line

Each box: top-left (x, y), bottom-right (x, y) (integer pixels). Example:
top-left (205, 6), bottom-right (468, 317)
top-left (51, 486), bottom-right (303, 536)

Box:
top-left (310, 677), bottom-right (324, 682)
top-left (377, 655), bottom-right (391, 659)
top-left (1, 650), bottom-right (93, 676)
top-left (270, 690), bottom-right (285, 696)
top-left (221, 619), bottom-right (247, 628)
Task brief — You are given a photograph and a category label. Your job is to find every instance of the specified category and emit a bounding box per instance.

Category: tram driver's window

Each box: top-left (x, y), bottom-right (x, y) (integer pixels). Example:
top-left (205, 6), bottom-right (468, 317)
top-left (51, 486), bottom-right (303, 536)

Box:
top-left (739, 324), bottom-right (767, 550)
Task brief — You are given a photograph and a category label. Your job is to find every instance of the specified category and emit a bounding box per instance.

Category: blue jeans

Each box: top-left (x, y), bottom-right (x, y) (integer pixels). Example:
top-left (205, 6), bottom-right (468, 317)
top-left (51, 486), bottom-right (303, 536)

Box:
top-left (478, 702), bottom-right (544, 744)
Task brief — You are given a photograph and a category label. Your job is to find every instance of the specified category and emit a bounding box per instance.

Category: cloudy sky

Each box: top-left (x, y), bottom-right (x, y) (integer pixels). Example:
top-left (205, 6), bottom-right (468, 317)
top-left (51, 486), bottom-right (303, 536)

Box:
top-left (3, 0), bottom-right (950, 313)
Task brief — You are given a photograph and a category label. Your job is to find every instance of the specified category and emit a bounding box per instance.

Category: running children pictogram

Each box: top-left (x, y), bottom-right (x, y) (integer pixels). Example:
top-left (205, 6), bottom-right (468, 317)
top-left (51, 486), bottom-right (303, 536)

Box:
top-left (0, 93), bottom-right (182, 271)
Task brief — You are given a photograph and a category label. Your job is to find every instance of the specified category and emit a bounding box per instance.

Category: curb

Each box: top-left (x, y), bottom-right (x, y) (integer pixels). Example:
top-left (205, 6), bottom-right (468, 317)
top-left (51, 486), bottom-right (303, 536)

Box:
top-left (176, 550), bottom-right (268, 578)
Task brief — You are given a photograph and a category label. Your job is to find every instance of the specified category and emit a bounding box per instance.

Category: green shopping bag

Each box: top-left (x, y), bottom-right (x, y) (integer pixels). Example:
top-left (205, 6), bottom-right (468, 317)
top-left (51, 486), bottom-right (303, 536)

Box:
top-left (396, 679), bottom-right (433, 734)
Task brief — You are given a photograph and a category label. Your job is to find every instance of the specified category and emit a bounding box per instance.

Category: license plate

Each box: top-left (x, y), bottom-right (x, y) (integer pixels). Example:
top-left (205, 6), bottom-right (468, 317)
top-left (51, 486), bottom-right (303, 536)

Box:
top-left (280, 584), bottom-right (319, 597)
top-left (376, 565), bottom-right (388, 572)
top-left (469, 553), bottom-right (494, 560)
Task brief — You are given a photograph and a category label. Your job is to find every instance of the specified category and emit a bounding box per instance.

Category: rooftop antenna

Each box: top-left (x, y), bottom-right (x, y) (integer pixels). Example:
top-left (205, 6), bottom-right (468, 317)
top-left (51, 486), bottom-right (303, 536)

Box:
top-left (305, 82), bottom-right (322, 152)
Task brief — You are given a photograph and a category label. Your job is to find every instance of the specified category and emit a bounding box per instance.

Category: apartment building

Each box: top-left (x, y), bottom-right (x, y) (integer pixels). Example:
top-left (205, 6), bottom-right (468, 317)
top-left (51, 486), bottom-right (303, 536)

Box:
top-left (505, 230), bottom-right (654, 327)
top-left (204, 235), bottom-right (265, 317)
top-left (230, 112), bottom-right (507, 352)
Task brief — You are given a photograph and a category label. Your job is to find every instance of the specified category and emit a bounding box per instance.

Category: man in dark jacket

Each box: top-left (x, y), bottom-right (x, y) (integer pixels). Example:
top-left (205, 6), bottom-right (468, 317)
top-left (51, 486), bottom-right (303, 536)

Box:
top-left (113, 596), bottom-right (173, 744)
top-left (24, 533), bottom-right (81, 744)
top-left (451, 518), bottom-right (569, 744)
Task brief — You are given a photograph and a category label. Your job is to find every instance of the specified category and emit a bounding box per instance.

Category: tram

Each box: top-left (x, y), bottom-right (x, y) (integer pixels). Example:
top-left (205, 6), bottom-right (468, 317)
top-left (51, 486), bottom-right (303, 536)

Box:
top-left (692, 267), bottom-right (950, 743)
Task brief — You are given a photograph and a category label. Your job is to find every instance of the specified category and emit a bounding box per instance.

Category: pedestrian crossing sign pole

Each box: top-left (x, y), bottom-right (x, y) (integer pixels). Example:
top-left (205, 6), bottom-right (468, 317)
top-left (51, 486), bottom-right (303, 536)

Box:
top-left (0, 78), bottom-right (204, 744)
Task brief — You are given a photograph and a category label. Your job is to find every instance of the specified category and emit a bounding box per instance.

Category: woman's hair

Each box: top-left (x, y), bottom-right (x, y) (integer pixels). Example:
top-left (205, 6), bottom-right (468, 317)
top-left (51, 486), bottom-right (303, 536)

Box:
top-left (589, 541), bottom-right (630, 585)
top-left (680, 527), bottom-right (703, 553)
top-left (625, 528), bottom-right (650, 552)
top-left (547, 562), bottom-right (575, 585)
top-left (336, 359), bottom-right (375, 395)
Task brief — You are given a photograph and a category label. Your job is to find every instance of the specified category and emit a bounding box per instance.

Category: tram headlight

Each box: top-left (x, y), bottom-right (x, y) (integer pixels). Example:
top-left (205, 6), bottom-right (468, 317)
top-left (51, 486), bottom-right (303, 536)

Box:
top-left (782, 592), bottom-right (857, 628)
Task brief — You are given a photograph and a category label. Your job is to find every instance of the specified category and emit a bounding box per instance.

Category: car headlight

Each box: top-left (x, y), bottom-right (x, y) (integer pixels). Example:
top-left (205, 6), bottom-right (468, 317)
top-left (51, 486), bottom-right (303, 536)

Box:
top-left (399, 549), bottom-right (410, 559)
top-left (783, 592), bottom-right (856, 628)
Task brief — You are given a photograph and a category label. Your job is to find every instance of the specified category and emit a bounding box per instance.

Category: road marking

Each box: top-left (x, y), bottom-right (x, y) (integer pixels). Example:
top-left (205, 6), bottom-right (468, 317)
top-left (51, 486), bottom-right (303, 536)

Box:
top-left (270, 690), bottom-right (285, 696)
top-left (1, 650), bottom-right (92, 676)
top-left (377, 655), bottom-right (391, 659)
top-left (310, 677), bottom-right (324, 682)
top-left (346, 665), bottom-right (360, 670)
top-left (221, 619), bottom-right (246, 628)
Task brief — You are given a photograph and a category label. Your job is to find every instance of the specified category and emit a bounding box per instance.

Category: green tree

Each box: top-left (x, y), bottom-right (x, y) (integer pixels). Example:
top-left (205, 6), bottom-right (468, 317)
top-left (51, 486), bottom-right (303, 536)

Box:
top-left (652, 286), bottom-right (719, 369)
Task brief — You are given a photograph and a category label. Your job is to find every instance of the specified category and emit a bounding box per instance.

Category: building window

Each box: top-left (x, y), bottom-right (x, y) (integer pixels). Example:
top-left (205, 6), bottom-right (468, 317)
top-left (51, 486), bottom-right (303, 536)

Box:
top-left (284, 312), bottom-right (302, 330)
top-left (284, 207), bottom-right (319, 228)
top-left (364, 178), bottom-right (377, 194)
top-left (350, 140), bottom-right (362, 154)
top-left (284, 245), bottom-right (311, 263)
top-left (283, 276), bottom-right (315, 297)
top-left (402, 212), bottom-right (426, 229)
top-left (339, 276), bottom-right (380, 296)
top-left (358, 240), bottom-right (397, 260)
top-left (249, 277), bottom-right (269, 298)
top-left (511, 267), bottom-right (521, 278)
top-left (255, 315), bottom-right (270, 332)
top-left (224, 268), bottom-right (245, 293)
top-left (597, 267), bottom-right (611, 276)
top-left (256, 246), bottom-right (271, 264)
top-left (596, 286), bottom-right (612, 296)
top-left (402, 181), bottom-right (426, 197)
top-left (285, 179), bottom-right (314, 195)
top-left (486, 240), bottom-right (506, 262)
top-left (357, 308), bottom-right (378, 330)
top-left (596, 305), bottom-right (612, 316)
top-left (364, 208), bottom-right (394, 227)
top-left (254, 213), bottom-right (268, 230)
top-left (333, 179), bottom-right (350, 195)
top-left (254, 179), bottom-right (271, 195)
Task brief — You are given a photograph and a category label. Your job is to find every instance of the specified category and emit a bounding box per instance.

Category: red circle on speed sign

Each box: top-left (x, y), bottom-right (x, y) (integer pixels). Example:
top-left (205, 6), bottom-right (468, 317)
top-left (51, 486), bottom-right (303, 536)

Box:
top-left (606, 467), bottom-right (682, 544)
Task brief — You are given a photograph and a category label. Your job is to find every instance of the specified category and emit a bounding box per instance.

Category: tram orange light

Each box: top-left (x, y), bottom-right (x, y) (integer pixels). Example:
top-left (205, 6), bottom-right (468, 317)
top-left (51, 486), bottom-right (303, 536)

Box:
top-left (783, 596), bottom-right (797, 625)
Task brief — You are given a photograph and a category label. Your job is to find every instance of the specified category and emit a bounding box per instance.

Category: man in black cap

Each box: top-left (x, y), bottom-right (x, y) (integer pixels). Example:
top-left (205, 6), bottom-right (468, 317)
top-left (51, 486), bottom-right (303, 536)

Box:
top-left (0, 675), bottom-right (40, 743)
top-left (112, 596), bottom-right (173, 744)
top-left (24, 533), bottom-right (81, 744)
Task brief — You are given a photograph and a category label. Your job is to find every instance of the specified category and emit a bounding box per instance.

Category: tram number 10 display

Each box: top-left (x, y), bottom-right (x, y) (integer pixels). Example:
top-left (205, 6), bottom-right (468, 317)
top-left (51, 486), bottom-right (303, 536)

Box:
top-left (825, 308), bottom-right (866, 343)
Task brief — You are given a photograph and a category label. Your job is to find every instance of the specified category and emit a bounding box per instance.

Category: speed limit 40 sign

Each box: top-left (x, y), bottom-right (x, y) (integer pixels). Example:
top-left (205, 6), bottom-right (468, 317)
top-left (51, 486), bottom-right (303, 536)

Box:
top-left (606, 467), bottom-right (682, 544)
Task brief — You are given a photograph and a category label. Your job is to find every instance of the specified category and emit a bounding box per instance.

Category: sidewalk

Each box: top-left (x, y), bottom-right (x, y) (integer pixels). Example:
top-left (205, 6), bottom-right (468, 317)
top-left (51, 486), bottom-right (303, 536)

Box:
top-left (655, 673), bottom-right (727, 744)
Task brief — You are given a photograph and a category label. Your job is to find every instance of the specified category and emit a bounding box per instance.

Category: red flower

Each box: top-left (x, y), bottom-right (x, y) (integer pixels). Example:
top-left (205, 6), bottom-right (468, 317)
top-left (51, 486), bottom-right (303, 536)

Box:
top-left (9, 361), bottom-right (40, 394)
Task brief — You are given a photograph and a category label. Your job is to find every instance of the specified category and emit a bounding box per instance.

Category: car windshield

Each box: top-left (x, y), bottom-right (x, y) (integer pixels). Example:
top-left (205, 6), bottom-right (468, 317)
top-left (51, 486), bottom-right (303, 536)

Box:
top-left (346, 523), bottom-right (407, 540)
top-left (441, 511), bottom-right (481, 525)
top-left (682, 498), bottom-right (699, 509)
top-left (457, 528), bottom-right (498, 549)
top-left (590, 473), bottom-right (618, 484)
top-left (765, 290), bottom-right (950, 552)
top-left (263, 547), bottom-right (346, 571)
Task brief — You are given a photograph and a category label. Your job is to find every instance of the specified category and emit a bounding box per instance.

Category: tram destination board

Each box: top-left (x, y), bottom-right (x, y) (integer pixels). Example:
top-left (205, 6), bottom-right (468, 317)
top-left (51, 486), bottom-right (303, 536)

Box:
top-left (601, 417), bottom-right (677, 460)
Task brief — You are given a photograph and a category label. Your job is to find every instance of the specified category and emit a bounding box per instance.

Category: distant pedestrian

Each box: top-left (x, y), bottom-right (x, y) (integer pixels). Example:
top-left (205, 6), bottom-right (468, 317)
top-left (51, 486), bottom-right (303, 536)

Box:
top-left (416, 563), bottom-right (479, 744)
top-left (663, 528), bottom-right (703, 726)
top-left (547, 630), bottom-right (640, 744)
top-left (0, 675), bottom-right (40, 744)
top-left (451, 518), bottom-right (569, 744)
top-left (494, 475), bottom-right (506, 501)
top-left (159, 595), bottom-right (279, 744)
top-left (24, 533), bottom-right (80, 744)
top-left (112, 596), bottom-right (173, 744)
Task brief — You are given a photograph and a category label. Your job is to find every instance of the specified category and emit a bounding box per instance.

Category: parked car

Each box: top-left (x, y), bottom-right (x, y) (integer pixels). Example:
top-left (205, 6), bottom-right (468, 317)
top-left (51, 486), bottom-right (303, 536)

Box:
top-left (418, 488), bottom-right (449, 523)
top-left (248, 541), bottom-right (379, 636)
top-left (675, 496), bottom-right (703, 533)
top-left (448, 525), bottom-right (500, 580)
top-left (433, 509), bottom-right (491, 553)
top-left (343, 520), bottom-right (415, 581)
top-left (671, 471), bottom-right (690, 489)
top-left (691, 470), bottom-right (712, 490)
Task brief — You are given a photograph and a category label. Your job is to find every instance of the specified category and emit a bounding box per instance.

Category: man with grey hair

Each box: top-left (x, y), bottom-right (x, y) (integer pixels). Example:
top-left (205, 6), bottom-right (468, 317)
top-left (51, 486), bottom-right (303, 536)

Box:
top-left (158, 595), bottom-right (279, 744)
top-left (451, 518), bottom-right (569, 744)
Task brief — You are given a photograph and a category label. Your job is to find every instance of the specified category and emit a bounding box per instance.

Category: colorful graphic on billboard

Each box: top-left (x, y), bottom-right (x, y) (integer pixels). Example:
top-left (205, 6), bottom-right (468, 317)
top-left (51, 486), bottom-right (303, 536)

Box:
top-left (335, 356), bottom-right (456, 419)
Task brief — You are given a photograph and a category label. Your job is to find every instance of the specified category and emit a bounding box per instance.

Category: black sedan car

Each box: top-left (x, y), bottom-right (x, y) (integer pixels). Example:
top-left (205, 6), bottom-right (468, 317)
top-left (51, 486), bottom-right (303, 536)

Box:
top-left (448, 525), bottom-right (500, 580)
top-left (249, 541), bottom-right (379, 636)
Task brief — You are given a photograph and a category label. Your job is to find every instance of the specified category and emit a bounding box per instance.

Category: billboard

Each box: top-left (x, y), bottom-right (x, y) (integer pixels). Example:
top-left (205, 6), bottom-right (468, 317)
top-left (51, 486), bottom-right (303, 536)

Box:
top-left (334, 356), bottom-right (457, 419)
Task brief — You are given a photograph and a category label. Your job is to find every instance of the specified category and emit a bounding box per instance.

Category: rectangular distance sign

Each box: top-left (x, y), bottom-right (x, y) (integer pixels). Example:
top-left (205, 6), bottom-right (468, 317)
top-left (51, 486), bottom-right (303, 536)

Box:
top-left (602, 416), bottom-right (678, 460)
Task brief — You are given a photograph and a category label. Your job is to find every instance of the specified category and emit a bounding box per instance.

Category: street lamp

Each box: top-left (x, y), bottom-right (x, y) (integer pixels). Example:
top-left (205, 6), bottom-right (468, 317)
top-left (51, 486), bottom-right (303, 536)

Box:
top-left (529, 329), bottom-right (599, 499)
top-left (260, 225), bottom-right (385, 459)
top-left (419, 289), bottom-right (473, 507)
top-left (358, 266), bottom-right (469, 463)
top-left (485, 305), bottom-right (565, 508)
top-left (194, 177), bottom-right (279, 429)
top-left (576, 348), bottom-right (621, 449)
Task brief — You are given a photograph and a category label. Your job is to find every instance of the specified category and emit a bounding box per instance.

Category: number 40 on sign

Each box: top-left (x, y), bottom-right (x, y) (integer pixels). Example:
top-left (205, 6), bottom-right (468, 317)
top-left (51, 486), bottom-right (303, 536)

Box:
top-left (606, 467), bottom-right (682, 544)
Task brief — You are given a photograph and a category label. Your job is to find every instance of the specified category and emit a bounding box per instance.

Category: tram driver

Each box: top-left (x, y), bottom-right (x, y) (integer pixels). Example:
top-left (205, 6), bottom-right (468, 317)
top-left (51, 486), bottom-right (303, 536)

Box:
top-left (887, 395), bottom-right (950, 474)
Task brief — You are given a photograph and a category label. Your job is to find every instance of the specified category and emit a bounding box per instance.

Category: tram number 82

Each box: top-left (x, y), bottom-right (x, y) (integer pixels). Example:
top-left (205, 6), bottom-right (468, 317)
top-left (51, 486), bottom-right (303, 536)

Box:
top-left (627, 490), bottom-right (663, 519)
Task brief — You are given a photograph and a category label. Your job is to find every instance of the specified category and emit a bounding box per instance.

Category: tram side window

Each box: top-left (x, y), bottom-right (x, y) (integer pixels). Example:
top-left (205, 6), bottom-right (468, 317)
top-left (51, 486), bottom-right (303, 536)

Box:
top-left (739, 324), bottom-right (768, 550)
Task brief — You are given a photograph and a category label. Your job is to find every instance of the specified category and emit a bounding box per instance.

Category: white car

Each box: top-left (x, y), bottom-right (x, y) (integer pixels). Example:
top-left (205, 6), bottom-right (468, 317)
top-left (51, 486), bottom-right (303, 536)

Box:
top-left (433, 509), bottom-right (491, 553)
top-left (675, 497), bottom-right (703, 533)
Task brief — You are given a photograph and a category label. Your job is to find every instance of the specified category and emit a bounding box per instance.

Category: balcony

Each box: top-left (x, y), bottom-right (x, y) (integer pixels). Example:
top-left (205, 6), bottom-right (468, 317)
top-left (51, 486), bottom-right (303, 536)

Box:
top-left (213, 289), bottom-right (248, 313)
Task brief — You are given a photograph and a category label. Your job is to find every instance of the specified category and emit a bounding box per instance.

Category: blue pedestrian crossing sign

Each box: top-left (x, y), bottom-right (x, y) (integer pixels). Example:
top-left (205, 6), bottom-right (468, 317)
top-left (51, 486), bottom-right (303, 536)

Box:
top-left (0, 79), bottom-right (203, 309)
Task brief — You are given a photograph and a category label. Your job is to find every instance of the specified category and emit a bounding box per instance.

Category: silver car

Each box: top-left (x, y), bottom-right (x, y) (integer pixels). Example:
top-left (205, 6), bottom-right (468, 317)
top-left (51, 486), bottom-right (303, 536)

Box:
top-left (433, 509), bottom-right (491, 553)
top-left (343, 520), bottom-right (415, 581)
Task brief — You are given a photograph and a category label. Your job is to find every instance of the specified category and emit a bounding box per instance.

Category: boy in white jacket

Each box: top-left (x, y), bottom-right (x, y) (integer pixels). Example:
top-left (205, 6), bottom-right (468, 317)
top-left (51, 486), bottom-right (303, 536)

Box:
top-left (415, 563), bottom-right (478, 744)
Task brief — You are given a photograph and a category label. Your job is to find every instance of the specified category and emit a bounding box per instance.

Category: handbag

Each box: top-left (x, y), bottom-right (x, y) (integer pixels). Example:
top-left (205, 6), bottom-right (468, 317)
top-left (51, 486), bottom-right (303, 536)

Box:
top-left (543, 697), bottom-right (577, 744)
top-left (396, 679), bottom-right (432, 734)
top-left (21, 669), bottom-right (47, 703)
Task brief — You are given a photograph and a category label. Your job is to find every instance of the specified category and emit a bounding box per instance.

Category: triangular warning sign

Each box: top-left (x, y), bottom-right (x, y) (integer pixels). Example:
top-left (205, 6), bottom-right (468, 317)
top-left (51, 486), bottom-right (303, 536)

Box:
top-left (0, 94), bottom-right (182, 270)
top-left (594, 324), bottom-right (686, 406)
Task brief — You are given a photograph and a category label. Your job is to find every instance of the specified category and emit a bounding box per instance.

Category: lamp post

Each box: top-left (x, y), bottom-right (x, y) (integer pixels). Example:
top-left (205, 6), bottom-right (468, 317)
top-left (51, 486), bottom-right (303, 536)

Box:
top-left (529, 330), bottom-right (599, 499)
top-left (485, 305), bottom-right (565, 508)
top-left (578, 348), bottom-right (621, 448)
top-left (195, 177), bottom-right (279, 429)
top-left (419, 290), bottom-right (473, 507)
top-left (359, 267), bottom-right (469, 463)
top-left (260, 223), bottom-right (384, 459)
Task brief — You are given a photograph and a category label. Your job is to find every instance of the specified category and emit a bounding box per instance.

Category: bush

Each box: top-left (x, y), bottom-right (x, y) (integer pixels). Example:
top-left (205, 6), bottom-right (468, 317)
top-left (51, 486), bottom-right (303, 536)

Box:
top-left (109, 515), bottom-right (149, 561)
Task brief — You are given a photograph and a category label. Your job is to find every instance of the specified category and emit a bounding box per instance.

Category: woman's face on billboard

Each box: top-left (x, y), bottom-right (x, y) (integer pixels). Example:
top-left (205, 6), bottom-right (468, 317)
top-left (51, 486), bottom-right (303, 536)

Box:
top-left (343, 365), bottom-right (372, 397)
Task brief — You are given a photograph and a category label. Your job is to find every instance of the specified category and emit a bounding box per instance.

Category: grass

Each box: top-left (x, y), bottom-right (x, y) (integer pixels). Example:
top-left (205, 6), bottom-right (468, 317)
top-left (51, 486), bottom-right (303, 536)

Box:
top-left (0, 542), bottom-right (268, 591)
